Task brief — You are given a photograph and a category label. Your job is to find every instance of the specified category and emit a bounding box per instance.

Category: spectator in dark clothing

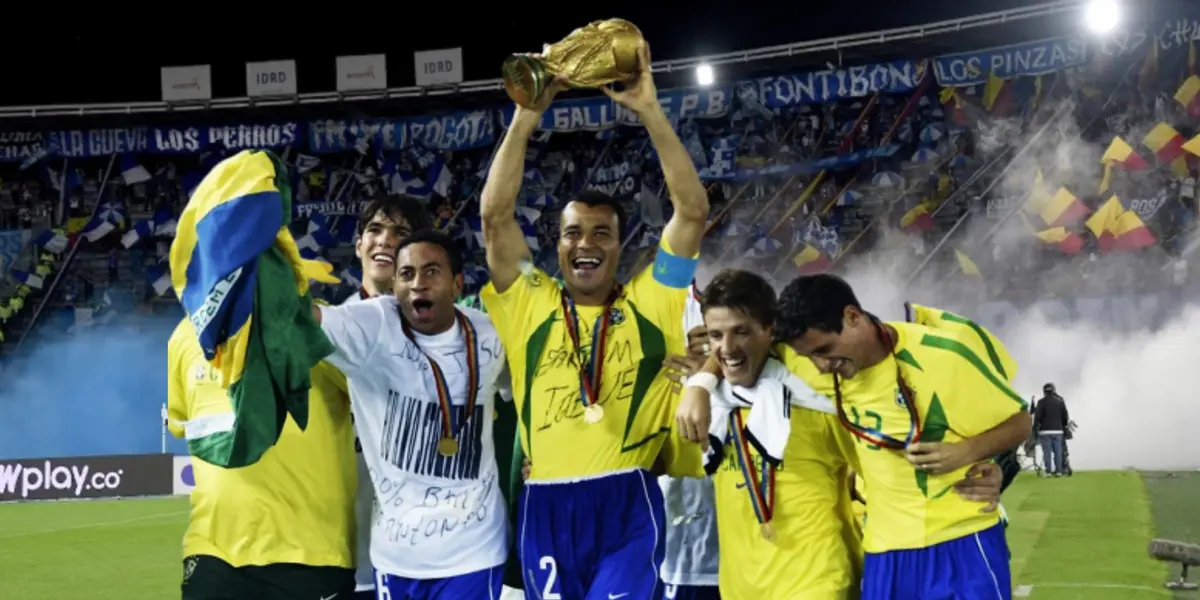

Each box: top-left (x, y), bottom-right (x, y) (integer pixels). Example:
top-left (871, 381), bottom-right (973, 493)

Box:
top-left (1034, 383), bottom-right (1070, 476)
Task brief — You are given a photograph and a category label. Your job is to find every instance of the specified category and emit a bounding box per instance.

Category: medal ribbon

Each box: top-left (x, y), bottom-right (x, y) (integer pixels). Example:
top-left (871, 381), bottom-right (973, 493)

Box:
top-left (730, 409), bottom-right (776, 527)
top-left (832, 318), bottom-right (922, 450)
top-left (559, 284), bottom-right (622, 411)
top-left (399, 309), bottom-right (480, 443)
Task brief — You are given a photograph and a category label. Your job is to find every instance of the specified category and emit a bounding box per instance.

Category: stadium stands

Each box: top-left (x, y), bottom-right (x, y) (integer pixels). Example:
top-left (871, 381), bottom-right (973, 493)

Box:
top-left (0, 6), bottom-right (1197, 391)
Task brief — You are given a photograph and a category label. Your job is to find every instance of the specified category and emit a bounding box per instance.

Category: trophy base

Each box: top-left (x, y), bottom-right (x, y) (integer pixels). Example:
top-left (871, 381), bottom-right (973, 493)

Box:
top-left (502, 55), bottom-right (549, 109)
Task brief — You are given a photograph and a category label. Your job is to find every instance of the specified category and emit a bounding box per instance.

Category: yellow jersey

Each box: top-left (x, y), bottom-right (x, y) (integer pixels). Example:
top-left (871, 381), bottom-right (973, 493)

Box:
top-left (166, 319), bottom-right (357, 568)
top-left (480, 258), bottom-right (689, 480)
top-left (712, 405), bottom-right (861, 600)
top-left (839, 321), bottom-right (1027, 553)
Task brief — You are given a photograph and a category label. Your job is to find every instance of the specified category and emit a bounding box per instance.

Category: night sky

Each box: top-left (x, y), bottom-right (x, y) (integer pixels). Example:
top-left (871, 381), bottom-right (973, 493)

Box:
top-left (2, 0), bottom-right (1074, 107)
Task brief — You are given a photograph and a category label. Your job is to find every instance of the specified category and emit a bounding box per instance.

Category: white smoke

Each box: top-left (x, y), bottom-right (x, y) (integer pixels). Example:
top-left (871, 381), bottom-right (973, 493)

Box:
top-left (703, 95), bottom-right (1200, 471)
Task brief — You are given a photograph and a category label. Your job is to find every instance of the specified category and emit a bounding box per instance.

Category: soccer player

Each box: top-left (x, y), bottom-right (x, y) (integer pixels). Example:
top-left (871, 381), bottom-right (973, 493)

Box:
top-left (315, 230), bottom-right (509, 599)
top-left (168, 324), bottom-right (357, 600)
top-left (677, 269), bottom-right (863, 599)
top-left (773, 273), bottom-right (1031, 600)
top-left (344, 195), bottom-right (432, 599)
top-left (478, 40), bottom-right (710, 599)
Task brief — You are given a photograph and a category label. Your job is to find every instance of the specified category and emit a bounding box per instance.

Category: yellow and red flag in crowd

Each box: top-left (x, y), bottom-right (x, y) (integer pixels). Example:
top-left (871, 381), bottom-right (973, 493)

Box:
top-left (1085, 196), bottom-right (1156, 252)
top-left (1176, 75), bottom-right (1200, 120)
top-left (1038, 187), bottom-right (1090, 228)
top-left (1099, 137), bottom-right (1150, 194)
top-left (1034, 227), bottom-right (1084, 255)
top-left (1141, 123), bottom-right (1191, 177)
top-left (900, 203), bottom-right (935, 234)
top-left (792, 244), bottom-right (832, 275)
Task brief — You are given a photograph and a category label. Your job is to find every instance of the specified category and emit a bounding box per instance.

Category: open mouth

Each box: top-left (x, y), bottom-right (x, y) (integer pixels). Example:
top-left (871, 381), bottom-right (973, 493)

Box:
top-left (571, 256), bottom-right (603, 272)
top-left (720, 354), bottom-right (747, 373)
top-left (370, 252), bottom-right (394, 269)
top-left (411, 299), bottom-right (434, 318)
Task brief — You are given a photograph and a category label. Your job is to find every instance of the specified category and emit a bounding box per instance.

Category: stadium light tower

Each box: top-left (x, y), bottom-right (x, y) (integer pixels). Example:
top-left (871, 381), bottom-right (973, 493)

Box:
top-left (696, 63), bottom-right (715, 87)
top-left (1084, 0), bottom-right (1121, 34)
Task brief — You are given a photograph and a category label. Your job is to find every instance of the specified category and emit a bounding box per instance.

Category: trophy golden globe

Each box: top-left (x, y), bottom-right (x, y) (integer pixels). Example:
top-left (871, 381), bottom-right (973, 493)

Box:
top-left (502, 19), bottom-right (645, 109)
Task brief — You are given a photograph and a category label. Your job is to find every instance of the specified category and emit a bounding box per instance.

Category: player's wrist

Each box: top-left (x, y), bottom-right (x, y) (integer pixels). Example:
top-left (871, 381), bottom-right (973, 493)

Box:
top-left (685, 372), bottom-right (719, 394)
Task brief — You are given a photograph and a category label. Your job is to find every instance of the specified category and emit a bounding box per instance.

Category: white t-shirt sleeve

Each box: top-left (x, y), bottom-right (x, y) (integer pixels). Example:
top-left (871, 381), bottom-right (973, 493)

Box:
top-left (319, 300), bottom-right (385, 374)
top-left (760, 359), bottom-right (835, 415)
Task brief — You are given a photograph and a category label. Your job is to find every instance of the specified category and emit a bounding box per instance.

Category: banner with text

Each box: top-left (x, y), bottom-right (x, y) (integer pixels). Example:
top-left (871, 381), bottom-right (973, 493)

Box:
top-left (1097, 14), bottom-right (1200, 58)
top-left (0, 123), bottom-right (303, 162)
top-left (499, 85), bottom-right (734, 132)
top-left (934, 37), bottom-right (1088, 87)
top-left (739, 60), bottom-right (925, 108)
top-left (307, 110), bottom-right (496, 153)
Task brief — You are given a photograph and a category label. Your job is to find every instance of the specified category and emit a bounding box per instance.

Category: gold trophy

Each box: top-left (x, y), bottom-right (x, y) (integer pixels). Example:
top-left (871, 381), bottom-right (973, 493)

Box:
top-left (502, 19), bottom-right (644, 109)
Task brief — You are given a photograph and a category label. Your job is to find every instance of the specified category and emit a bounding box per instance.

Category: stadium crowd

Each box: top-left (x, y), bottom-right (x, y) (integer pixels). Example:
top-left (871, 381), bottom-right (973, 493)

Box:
top-left (1, 7), bottom-right (1199, 600)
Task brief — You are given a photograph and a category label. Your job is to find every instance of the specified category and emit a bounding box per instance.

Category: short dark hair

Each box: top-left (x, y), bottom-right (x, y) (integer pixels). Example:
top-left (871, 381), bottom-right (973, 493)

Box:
top-left (396, 230), bottom-right (463, 275)
top-left (356, 194), bottom-right (432, 237)
top-left (567, 189), bottom-right (627, 242)
top-left (700, 269), bottom-right (777, 328)
top-left (775, 274), bottom-right (863, 342)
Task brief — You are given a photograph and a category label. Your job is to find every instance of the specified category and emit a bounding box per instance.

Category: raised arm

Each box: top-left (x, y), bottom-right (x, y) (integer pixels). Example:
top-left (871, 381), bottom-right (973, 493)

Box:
top-left (603, 43), bottom-right (709, 258)
top-left (482, 78), bottom-right (565, 293)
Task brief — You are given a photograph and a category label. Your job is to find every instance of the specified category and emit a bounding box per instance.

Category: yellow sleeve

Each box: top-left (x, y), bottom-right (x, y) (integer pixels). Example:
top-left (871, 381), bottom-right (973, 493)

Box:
top-left (920, 332), bottom-right (1028, 438)
top-left (823, 412), bottom-right (861, 473)
top-left (625, 240), bottom-right (695, 335)
top-left (314, 360), bottom-right (349, 398)
top-left (165, 323), bottom-right (190, 439)
top-left (656, 393), bottom-right (707, 478)
top-left (480, 267), bottom-right (559, 344)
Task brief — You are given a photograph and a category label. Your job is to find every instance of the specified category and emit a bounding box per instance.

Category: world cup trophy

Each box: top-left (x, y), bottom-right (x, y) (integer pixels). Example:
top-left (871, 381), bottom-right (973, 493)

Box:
top-left (502, 19), bottom-right (644, 109)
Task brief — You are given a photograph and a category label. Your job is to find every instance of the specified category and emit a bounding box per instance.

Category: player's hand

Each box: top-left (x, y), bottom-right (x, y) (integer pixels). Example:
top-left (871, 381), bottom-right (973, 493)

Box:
top-left (686, 325), bottom-right (710, 358)
top-left (676, 386), bottom-right (712, 449)
top-left (663, 354), bottom-right (704, 386)
top-left (521, 458), bottom-right (532, 481)
top-left (601, 42), bottom-right (660, 116)
top-left (953, 462), bottom-right (1003, 513)
top-left (517, 55), bottom-right (568, 115)
top-left (905, 441), bottom-right (972, 475)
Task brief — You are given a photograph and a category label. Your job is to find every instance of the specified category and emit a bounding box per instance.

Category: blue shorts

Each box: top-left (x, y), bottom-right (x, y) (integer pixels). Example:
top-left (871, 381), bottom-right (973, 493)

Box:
top-left (862, 522), bottom-right (1011, 600)
top-left (663, 583), bottom-right (721, 600)
top-left (375, 565), bottom-right (503, 600)
top-left (519, 469), bottom-right (665, 600)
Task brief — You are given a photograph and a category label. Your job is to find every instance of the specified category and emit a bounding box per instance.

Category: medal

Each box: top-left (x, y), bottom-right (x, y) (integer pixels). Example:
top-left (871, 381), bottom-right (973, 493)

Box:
top-left (760, 523), bottom-right (777, 542)
top-left (438, 438), bottom-right (460, 457)
top-left (730, 410), bottom-right (778, 543)
top-left (400, 309), bottom-right (481, 458)
top-left (559, 285), bottom-right (622, 425)
top-left (583, 404), bottom-right (605, 424)
top-left (832, 316), bottom-right (921, 451)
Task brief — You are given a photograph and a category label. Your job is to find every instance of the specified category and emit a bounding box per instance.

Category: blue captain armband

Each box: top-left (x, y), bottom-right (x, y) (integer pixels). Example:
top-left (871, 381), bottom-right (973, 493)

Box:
top-left (652, 247), bottom-right (699, 289)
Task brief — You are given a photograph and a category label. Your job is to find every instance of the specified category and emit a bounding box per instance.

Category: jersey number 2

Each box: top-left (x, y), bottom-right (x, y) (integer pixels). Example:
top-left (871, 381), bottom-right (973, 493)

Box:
top-left (540, 556), bottom-right (562, 599)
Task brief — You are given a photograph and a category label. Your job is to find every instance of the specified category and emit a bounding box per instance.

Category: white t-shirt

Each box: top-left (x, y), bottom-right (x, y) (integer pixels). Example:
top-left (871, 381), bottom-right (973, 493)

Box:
top-left (320, 297), bottom-right (508, 579)
top-left (658, 285), bottom-right (720, 586)
top-left (340, 292), bottom-right (377, 592)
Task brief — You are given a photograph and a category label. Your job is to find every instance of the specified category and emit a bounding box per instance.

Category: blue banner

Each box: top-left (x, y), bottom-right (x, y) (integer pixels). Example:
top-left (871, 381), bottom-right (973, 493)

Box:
top-left (0, 132), bottom-right (48, 164)
top-left (701, 144), bottom-right (901, 182)
top-left (0, 123), bottom-right (303, 162)
top-left (48, 122), bottom-right (303, 158)
top-left (308, 110), bottom-right (496, 154)
top-left (740, 60), bottom-right (925, 108)
top-left (501, 85), bottom-right (734, 132)
top-left (934, 37), bottom-right (1088, 87)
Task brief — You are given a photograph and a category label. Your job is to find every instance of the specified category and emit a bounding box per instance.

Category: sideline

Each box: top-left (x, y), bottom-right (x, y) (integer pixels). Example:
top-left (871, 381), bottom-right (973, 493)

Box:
top-left (1015, 582), bottom-right (1174, 597)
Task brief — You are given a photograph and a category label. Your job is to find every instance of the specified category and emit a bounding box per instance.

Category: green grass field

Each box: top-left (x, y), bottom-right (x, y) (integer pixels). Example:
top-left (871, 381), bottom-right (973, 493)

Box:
top-left (0, 471), bottom-right (1197, 599)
